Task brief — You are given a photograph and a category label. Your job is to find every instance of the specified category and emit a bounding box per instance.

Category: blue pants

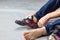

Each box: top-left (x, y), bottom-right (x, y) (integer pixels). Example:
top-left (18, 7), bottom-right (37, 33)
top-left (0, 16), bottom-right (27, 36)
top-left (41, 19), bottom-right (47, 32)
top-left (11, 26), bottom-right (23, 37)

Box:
top-left (35, 0), bottom-right (60, 20)
top-left (35, 0), bottom-right (60, 34)
top-left (46, 19), bottom-right (60, 34)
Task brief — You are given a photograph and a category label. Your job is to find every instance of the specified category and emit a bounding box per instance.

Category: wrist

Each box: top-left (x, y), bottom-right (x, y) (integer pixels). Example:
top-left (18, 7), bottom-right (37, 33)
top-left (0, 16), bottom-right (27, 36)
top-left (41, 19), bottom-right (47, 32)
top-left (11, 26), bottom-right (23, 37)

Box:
top-left (43, 15), bottom-right (50, 20)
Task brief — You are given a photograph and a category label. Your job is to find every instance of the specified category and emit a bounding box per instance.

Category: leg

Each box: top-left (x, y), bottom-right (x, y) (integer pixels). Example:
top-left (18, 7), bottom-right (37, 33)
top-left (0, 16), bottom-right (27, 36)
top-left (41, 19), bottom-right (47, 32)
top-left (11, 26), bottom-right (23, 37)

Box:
top-left (15, 0), bottom-right (60, 28)
top-left (26, 0), bottom-right (60, 23)
top-left (35, 0), bottom-right (60, 20)
top-left (24, 27), bottom-right (47, 40)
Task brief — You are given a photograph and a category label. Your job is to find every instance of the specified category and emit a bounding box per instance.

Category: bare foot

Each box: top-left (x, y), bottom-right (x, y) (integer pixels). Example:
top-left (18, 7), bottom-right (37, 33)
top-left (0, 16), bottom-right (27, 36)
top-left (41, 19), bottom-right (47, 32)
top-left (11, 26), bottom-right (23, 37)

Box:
top-left (23, 27), bottom-right (47, 40)
top-left (24, 30), bottom-right (35, 40)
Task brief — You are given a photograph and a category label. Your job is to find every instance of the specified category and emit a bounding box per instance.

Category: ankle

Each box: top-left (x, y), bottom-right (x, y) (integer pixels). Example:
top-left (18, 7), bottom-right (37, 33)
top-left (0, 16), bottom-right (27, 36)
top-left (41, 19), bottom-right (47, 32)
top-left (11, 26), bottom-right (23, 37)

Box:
top-left (33, 16), bottom-right (37, 23)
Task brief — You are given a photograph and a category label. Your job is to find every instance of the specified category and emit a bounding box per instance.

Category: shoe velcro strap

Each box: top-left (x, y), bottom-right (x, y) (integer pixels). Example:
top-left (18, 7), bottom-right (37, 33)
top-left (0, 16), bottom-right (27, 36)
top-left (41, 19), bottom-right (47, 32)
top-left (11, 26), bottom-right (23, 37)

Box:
top-left (27, 16), bottom-right (33, 21)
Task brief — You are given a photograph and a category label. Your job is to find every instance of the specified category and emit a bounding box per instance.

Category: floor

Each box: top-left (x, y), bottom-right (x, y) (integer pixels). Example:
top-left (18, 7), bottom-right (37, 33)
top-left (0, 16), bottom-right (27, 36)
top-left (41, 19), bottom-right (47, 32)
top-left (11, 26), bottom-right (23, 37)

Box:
top-left (0, 0), bottom-right (48, 40)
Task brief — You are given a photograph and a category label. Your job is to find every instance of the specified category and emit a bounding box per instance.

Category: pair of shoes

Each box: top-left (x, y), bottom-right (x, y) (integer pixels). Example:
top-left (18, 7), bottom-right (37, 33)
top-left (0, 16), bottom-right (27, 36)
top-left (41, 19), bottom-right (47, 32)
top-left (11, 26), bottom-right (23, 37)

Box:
top-left (15, 16), bottom-right (38, 28)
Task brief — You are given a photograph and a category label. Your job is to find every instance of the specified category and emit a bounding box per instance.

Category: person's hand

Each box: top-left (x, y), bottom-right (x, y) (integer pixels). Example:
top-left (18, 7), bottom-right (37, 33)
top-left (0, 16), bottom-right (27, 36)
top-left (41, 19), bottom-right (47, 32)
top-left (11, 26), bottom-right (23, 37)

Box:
top-left (38, 16), bottom-right (49, 28)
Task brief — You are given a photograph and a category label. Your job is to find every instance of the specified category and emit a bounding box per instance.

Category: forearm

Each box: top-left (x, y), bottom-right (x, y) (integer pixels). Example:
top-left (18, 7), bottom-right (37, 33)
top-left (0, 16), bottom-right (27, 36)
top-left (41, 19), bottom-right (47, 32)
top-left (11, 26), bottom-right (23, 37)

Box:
top-left (44, 10), bottom-right (60, 20)
top-left (38, 10), bottom-right (60, 28)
